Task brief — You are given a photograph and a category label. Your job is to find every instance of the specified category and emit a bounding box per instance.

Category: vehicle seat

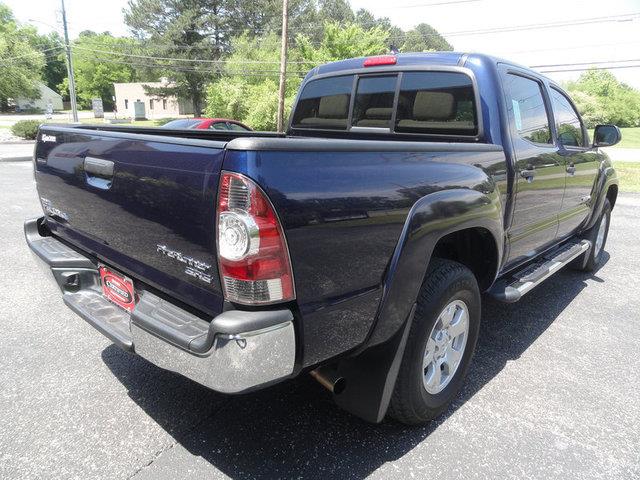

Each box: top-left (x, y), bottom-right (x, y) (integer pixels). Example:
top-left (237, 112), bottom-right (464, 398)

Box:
top-left (299, 94), bottom-right (349, 128)
top-left (397, 91), bottom-right (474, 130)
top-left (355, 107), bottom-right (392, 127)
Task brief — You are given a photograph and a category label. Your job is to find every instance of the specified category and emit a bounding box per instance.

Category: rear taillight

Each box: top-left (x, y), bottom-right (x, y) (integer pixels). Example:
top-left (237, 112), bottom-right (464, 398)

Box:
top-left (216, 171), bottom-right (295, 305)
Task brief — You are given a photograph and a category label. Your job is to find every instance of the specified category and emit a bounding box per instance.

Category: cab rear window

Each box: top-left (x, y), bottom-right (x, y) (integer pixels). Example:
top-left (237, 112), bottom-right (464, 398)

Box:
top-left (291, 75), bottom-right (353, 130)
top-left (291, 70), bottom-right (478, 137)
top-left (395, 72), bottom-right (477, 136)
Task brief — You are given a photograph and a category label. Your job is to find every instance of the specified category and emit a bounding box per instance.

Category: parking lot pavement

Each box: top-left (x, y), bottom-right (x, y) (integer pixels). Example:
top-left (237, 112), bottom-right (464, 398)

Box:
top-left (0, 160), bottom-right (638, 480)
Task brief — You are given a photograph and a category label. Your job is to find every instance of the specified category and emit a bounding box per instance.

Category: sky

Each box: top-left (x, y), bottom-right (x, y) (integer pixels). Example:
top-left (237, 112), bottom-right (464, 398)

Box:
top-left (4, 0), bottom-right (640, 88)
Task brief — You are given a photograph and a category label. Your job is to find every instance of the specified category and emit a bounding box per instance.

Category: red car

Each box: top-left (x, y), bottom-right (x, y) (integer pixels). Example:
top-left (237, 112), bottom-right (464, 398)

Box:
top-left (161, 118), bottom-right (252, 131)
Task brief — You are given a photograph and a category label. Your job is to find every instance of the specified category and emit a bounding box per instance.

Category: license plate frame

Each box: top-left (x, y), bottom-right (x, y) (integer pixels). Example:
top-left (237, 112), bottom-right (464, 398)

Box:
top-left (99, 265), bottom-right (136, 312)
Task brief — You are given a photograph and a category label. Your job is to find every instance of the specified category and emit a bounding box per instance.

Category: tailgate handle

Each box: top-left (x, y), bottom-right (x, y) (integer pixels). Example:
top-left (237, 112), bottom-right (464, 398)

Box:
top-left (84, 157), bottom-right (114, 190)
top-left (84, 157), bottom-right (114, 178)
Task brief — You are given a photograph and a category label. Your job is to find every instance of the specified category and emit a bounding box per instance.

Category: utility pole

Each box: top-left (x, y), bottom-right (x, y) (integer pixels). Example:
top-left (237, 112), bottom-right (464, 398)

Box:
top-left (276, 0), bottom-right (289, 133)
top-left (61, 0), bottom-right (78, 122)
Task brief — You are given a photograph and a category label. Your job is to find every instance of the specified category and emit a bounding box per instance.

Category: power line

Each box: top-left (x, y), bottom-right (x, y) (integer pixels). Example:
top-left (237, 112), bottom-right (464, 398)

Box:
top-left (531, 59), bottom-right (640, 68)
top-left (70, 52), bottom-right (309, 76)
top-left (376, 0), bottom-right (484, 9)
top-left (539, 64), bottom-right (640, 73)
top-left (0, 46), bottom-right (64, 64)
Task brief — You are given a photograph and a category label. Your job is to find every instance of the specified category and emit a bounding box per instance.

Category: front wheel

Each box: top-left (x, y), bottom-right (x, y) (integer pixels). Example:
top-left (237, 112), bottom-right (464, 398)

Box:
top-left (389, 258), bottom-right (481, 425)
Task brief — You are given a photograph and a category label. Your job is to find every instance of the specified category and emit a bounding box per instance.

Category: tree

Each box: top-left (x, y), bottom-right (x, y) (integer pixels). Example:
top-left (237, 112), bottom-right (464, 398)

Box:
top-left (124, 0), bottom-right (291, 116)
top-left (400, 23), bottom-right (453, 52)
top-left (567, 70), bottom-right (640, 127)
top-left (30, 32), bottom-right (67, 95)
top-left (0, 4), bottom-right (45, 110)
top-left (58, 31), bottom-right (147, 110)
top-left (205, 33), bottom-right (300, 130)
top-left (206, 22), bottom-right (389, 131)
top-left (297, 22), bottom-right (389, 67)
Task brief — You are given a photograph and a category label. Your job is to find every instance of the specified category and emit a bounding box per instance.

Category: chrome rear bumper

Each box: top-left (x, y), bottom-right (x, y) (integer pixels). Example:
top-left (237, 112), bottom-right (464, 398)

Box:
top-left (25, 217), bottom-right (296, 394)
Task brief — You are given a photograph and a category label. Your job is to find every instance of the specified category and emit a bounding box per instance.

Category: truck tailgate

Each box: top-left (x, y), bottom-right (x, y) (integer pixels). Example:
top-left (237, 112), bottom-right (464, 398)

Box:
top-left (34, 126), bottom-right (225, 315)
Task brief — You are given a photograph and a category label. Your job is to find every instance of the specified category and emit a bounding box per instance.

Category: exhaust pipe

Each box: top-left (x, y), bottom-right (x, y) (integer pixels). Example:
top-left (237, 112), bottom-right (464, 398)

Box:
top-left (310, 366), bottom-right (346, 395)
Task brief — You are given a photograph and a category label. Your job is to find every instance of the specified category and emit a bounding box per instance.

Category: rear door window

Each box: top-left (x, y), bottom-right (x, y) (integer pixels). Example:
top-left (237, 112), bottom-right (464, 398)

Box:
top-left (352, 76), bottom-right (397, 128)
top-left (291, 75), bottom-right (353, 130)
top-left (504, 74), bottom-right (552, 145)
top-left (395, 72), bottom-right (477, 135)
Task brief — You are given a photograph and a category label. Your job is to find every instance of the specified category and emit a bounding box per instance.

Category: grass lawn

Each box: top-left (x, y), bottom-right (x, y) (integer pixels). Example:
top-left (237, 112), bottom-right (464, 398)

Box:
top-left (614, 161), bottom-right (640, 193)
top-left (590, 127), bottom-right (640, 149)
top-left (617, 128), bottom-right (640, 149)
top-left (74, 118), bottom-right (164, 127)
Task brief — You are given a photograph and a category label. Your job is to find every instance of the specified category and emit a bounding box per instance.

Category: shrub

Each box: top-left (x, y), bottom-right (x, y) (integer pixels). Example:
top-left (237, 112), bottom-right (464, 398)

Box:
top-left (11, 120), bottom-right (41, 140)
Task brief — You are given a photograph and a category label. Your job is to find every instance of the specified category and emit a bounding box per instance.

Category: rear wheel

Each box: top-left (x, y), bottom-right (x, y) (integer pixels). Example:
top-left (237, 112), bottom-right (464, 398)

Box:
top-left (389, 258), bottom-right (480, 425)
top-left (574, 199), bottom-right (612, 272)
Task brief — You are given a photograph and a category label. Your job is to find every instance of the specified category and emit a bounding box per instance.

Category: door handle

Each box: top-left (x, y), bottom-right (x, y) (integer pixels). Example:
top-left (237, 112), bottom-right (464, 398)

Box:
top-left (84, 157), bottom-right (114, 190)
top-left (566, 164), bottom-right (576, 175)
top-left (84, 157), bottom-right (114, 177)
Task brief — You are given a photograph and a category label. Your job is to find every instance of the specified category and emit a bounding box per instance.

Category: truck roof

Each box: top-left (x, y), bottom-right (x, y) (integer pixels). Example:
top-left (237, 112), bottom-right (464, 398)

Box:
top-left (307, 51), bottom-right (543, 82)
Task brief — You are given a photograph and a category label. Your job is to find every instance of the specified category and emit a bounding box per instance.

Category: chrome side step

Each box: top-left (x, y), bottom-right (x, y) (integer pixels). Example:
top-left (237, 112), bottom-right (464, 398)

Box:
top-left (489, 240), bottom-right (591, 303)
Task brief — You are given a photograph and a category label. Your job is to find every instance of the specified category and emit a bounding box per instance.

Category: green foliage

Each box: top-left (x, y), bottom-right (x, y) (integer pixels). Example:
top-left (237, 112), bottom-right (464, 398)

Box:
top-left (124, 0), bottom-right (281, 115)
top-left (58, 32), bottom-right (147, 110)
top-left (0, 4), bottom-right (45, 110)
top-left (400, 23), bottom-right (453, 52)
top-left (11, 119), bottom-right (41, 139)
top-left (205, 22), bottom-right (389, 131)
top-left (29, 32), bottom-right (67, 95)
top-left (566, 70), bottom-right (640, 128)
top-left (205, 33), bottom-right (300, 131)
top-left (297, 22), bottom-right (389, 66)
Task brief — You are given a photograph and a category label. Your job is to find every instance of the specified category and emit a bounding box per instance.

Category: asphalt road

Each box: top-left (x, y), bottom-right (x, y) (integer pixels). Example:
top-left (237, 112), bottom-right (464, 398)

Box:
top-left (1, 160), bottom-right (638, 479)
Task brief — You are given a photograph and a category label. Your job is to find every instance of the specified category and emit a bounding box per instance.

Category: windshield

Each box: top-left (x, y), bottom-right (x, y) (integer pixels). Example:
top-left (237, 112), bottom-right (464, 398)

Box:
top-left (161, 119), bottom-right (202, 129)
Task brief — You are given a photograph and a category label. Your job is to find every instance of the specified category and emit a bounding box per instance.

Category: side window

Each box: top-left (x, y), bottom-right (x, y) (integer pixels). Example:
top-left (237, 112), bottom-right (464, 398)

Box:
top-left (228, 122), bottom-right (250, 131)
top-left (352, 75), bottom-right (397, 128)
top-left (395, 72), bottom-right (477, 135)
top-left (504, 74), bottom-right (552, 145)
top-left (550, 88), bottom-right (585, 147)
top-left (290, 75), bottom-right (353, 130)
top-left (210, 122), bottom-right (229, 130)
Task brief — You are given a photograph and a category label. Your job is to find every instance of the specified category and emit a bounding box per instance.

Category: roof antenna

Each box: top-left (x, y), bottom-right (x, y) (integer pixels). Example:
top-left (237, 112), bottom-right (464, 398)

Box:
top-left (389, 44), bottom-right (399, 55)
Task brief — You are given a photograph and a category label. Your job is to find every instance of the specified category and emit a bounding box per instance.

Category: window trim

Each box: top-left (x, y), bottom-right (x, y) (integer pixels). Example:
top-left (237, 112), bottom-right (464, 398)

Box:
top-left (351, 72), bottom-right (399, 132)
top-left (503, 69), bottom-right (556, 148)
top-left (549, 85), bottom-right (589, 150)
top-left (289, 65), bottom-right (483, 141)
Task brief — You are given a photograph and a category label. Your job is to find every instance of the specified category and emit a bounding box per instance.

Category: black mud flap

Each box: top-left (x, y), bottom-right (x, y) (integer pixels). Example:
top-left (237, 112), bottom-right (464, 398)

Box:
top-left (334, 304), bottom-right (416, 423)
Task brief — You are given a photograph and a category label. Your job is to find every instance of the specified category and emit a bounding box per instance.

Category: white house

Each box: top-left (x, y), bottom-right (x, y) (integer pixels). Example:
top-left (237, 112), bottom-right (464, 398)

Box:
top-left (113, 80), bottom-right (194, 118)
top-left (15, 83), bottom-right (63, 111)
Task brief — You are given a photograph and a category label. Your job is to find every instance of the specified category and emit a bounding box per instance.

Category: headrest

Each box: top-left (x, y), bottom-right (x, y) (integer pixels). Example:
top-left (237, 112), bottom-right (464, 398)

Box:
top-left (364, 107), bottom-right (392, 119)
top-left (413, 91), bottom-right (455, 120)
top-left (318, 94), bottom-right (349, 118)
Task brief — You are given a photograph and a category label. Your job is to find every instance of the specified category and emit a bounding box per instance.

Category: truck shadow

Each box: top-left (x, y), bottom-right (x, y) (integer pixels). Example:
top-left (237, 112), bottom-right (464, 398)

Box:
top-left (101, 255), bottom-right (608, 479)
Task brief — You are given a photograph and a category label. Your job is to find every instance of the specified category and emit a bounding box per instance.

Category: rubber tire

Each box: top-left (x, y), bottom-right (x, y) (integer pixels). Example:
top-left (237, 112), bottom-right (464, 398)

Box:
top-left (574, 199), bottom-right (612, 272)
top-left (388, 258), bottom-right (481, 425)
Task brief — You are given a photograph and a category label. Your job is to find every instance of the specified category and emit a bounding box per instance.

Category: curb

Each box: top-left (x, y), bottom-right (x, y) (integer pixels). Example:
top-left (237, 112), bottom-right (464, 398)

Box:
top-left (0, 156), bottom-right (32, 163)
top-left (0, 140), bottom-right (36, 145)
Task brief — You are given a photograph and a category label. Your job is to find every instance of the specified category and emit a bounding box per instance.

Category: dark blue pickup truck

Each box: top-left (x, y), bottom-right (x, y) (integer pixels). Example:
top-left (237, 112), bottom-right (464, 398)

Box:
top-left (26, 53), bottom-right (620, 424)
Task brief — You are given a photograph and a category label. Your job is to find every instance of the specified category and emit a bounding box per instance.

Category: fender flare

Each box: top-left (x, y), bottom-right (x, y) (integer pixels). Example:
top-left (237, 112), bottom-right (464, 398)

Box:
top-left (583, 161), bottom-right (618, 232)
top-left (335, 187), bottom-right (503, 423)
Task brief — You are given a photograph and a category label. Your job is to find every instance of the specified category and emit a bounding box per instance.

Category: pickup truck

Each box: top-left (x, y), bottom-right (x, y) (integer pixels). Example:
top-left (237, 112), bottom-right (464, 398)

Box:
top-left (26, 52), bottom-right (620, 425)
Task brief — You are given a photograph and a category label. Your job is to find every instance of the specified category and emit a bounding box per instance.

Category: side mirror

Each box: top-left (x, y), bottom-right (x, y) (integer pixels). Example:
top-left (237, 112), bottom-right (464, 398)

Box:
top-left (593, 125), bottom-right (621, 148)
